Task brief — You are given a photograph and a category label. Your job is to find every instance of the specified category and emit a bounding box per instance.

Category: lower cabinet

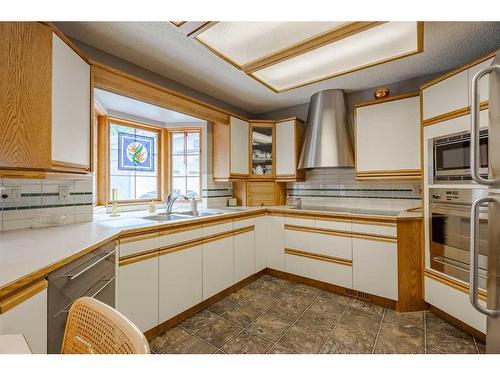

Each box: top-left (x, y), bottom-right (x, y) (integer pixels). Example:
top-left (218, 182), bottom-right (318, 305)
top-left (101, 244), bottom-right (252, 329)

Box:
top-left (352, 237), bottom-right (398, 300)
top-left (117, 255), bottom-right (159, 332)
top-left (234, 229), bottom-right (255, 283)
top-left (254, 216), bottom-right (267, 272)
top-left (266, 215), bottom-right (284, 271)
top-left (158, 243), bottom-right (203, 323)
top-left (0, 280), bottom-right (47, 353)
top-left (202, 236), bottom-right (234, 299)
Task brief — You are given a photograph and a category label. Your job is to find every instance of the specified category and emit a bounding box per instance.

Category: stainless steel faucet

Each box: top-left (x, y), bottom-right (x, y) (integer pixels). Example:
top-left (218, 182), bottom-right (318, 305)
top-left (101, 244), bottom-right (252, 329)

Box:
top-left (165, 192), bottom-right (188, 214)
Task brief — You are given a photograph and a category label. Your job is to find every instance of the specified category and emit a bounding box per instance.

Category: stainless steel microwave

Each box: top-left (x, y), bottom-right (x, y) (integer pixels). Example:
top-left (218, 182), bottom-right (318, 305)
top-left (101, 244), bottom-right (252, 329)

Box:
top-left (433, 129), bottom-right (488, 181)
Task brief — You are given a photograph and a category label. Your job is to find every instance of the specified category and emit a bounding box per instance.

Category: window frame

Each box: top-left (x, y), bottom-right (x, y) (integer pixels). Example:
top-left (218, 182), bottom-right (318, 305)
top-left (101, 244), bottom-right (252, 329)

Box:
top-left (105, 117), bottom-right (164, 205)
top-left (167, 128), bottom-right (202, 201)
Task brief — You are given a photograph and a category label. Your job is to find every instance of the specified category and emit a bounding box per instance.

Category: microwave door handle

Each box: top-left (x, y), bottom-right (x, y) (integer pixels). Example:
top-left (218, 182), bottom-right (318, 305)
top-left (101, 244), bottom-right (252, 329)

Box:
top-left (470, 196), bottom-right (499, 316)
top-left (471, 65), bottom-right (500, 185)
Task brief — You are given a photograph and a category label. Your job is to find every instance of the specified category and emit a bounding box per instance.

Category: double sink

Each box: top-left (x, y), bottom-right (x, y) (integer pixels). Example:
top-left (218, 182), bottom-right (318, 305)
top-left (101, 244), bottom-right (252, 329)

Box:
top-left (143, 210), bottom-right (223, 222)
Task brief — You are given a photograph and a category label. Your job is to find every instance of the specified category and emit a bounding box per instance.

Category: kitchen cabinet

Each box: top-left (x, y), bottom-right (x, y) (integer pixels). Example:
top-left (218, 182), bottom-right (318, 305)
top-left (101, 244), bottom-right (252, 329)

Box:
top-left (355, 93), bottom-right (421, 180)
top-left (202, 235), bottom-right (234, 299)
top-left (0, 280), bottom-right (48, 354)
top-left (352, 236), bottom-right (398, 300)
top-left (158, 242), bottom-right (203, 323)
top-left (275, 118), bottom-right (305, 181)
top-left (230, 116), bottom-right (250, 177)
top-left (250, 121), bottom-right (275, 179)
top-left (0, 22), bottom-right (91, 174)
top-left (117, 255), bottom-right (159, 332)
top-left (254, 215), bottom-right (267, 272)
top-left (266, 214), bottom-right (285, 271)
top-left (233, 227), bottom-right (255, 283)
top-left (232, 180), bottom-right (286, 206)
top-left (468, 57), bottom-right (494, 105)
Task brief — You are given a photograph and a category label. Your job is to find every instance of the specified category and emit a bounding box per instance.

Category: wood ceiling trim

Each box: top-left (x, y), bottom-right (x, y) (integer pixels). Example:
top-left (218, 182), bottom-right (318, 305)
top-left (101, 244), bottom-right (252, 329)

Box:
top-left (241, 21), bottom-right (386, 73)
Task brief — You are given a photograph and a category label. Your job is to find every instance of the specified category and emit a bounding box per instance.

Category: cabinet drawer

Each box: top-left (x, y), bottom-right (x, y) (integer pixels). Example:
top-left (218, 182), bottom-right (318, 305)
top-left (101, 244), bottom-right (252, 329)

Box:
top-left (425, 275), bottom-right (486, 334)
top-left (352, 237), bottom-right (397, 300)
top-left (158, 226), bottom-right (202, 248)
top-left (233, 217), bottom-right (255, 230)
top-left (351, 222), bottom-right (397, 237)
top-left (285, 228), bottom-right (352, 261)
top-left (422, 70), bottom-right (468, 120)
top-left (315, 218), bottom-right (351, 232)
top-left (285, 252), bottom-right (352, 288)
top-left (202, 220), bottom-right (233, 237)
top-left (119, 234), bottom-right (159, 257)
top-left (284, 216), bottom-right (314, 227)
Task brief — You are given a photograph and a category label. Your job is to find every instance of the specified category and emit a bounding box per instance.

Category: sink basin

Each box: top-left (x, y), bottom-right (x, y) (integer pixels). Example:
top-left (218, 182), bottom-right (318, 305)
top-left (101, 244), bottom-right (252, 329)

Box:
top-left (178, 210), bottom-right (220, 217)
top-left (142, 214), bottom-right (189, 222)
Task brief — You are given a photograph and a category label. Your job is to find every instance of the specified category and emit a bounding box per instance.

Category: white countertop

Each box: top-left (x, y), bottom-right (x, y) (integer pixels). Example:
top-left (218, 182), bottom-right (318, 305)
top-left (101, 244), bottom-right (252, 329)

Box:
top-left (0, 335), bottom-right (32, 354)
top-left (0, 205), bottom-right (421, 293)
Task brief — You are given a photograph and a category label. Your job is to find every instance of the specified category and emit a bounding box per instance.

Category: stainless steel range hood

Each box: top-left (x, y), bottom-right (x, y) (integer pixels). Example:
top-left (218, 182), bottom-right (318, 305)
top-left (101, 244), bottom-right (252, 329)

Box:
top-left (298, 89), bottom-right (354, 169)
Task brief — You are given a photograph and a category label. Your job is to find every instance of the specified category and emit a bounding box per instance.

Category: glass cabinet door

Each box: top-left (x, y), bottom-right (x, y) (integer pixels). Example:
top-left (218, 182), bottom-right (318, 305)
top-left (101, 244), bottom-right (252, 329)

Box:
top-left (250, 122), bottom-right (274, 178)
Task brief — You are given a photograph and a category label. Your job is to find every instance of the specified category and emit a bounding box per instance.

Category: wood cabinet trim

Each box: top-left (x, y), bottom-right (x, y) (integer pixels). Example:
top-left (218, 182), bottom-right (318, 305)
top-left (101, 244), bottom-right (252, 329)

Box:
top-left (119, 231), bottom-right (159, 244)
top-left (159, 239), bottom-right (203, 256)
top-left (352, 232), bottom-right (397, 243)
top-left (354, 91), bottom-right (420, 109)
top-left (233, 225), bottom-right (255, 236)
top-left (284, 224), bottom-right (351, 238)
top-left (0, 279), bottom-right (48, 314)
top-left (159, 224), bottom-right (202, 237)
top-left (425, 269), bottom-right (487, 301)
top-left (202, 230), bottom-right (234, 244)
top-left (119, 249), bottom-right (159, 267)
top-left (421, 102), bottom-right (488, 127)
top-left (285, 248), bottom-right (352, 266)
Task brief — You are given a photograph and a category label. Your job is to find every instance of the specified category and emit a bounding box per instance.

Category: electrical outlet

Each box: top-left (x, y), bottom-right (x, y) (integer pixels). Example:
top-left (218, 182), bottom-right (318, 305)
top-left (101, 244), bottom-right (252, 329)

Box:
top-left (59, 185), bottom-right (70, 200)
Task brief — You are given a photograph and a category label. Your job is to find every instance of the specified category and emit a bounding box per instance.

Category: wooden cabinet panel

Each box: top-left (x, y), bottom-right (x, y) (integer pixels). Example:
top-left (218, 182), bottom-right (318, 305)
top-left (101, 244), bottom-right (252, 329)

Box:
top-left (285, 253), bottom-right (352, 288)
top-left (159, 244), bottom-right (202, 322)
top-left (202, 236), bottom-right (234, 299)
top-left (266, 215), bottom-right (284, 271)
top-left (422, 70), bottom-right (468, 120)
top-left (51, 33), bottom-right (91, 169)
top-left (117, 257), bottom-right (159, 332)
top-left (254, 216), bottom-right (267, 272)
top-left (230, 116), bottom-right (249, 176)
top-left (234, 230), bottom-right (255, 283)
top-left (352, 238), bottom-right (398, 300)
top-left (0, 283), bottom-right (47, 353)
top-left (355, 94), bottom-right (420, 178)
top-left (0, 22), bottom-right (52, 170)
top-left (212, 122), bottom-right (230, 180)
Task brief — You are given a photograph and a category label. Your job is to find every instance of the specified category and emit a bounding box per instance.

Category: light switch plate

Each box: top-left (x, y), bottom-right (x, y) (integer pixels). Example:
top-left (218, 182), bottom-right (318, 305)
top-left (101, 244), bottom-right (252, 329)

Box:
top-left (59, 185), bottom-right (71, 200)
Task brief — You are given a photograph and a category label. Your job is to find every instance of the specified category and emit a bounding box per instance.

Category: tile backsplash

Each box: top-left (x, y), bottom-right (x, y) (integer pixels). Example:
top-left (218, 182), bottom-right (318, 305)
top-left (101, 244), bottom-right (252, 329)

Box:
top-left (0, 176), bottom-right (93, 231)
top-left (202, 173), bottom-right (232, 208)
top-left (287, 168), bottom-right (421, 211)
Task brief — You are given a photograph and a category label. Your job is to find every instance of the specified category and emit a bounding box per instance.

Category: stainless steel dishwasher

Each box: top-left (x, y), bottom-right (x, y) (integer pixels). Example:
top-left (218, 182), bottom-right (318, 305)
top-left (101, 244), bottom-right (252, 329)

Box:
top-left (47, 241), bottom-right (116, 353)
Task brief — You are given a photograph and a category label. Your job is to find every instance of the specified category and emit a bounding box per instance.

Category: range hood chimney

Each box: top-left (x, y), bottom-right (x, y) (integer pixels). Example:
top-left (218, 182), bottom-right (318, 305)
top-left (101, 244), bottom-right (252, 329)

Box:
top-left (298, 89), bottom-right (354, 169)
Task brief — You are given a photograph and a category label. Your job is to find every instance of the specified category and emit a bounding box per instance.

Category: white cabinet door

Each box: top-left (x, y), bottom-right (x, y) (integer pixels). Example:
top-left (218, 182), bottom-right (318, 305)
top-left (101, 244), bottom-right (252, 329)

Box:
top-left (159, 244), bottom-right (202, 323)
top-left (285, 229), bottom-right (352, 261)
top-left (266, 215), bottom-right (284, 271)
top-left (51, 33), bottom-right (90, 168)
top-left (202, 236), bottom-right (234, 299)
top-left (468, 57), bottom-right (494, 105)
top-left (234, 229), bottom-right (255, 283)
top-left (276, 120), bottom-right (296, 176)
top-left (352, 238), bottom-right (398, 300)
top-left (117, 257), bottom-right (159, 332)
top-left (230, 116), bottom-right (249, 176)
top-left (0, 284), bottom-right (47, 353)
top-left (356, 95), bottom-right (420, 173)
top-left (422, 70), bottom-right (468, 120)
top-left (254, 216), bottom-right (267, 272)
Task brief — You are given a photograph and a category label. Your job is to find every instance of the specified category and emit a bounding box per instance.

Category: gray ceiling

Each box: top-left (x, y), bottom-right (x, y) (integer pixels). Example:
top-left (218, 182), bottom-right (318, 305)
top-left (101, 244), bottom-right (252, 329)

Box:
top-left (55, 21), bottom-right (500, 115)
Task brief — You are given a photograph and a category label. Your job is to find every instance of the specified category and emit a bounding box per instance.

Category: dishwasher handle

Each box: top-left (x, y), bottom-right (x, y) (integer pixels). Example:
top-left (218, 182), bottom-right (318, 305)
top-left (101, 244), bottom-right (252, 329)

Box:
top-left (62, 249), bottom-right (116, 281)
top-left (470, 196), bottom-right (499, 317)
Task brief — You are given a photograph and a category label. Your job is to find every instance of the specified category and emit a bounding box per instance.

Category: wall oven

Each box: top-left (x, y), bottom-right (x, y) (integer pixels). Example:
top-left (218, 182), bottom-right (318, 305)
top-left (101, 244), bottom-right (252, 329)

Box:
top-left (429, 188), bottom-right (488, 289)
top-left (433, 129), bottom-right (488, 181)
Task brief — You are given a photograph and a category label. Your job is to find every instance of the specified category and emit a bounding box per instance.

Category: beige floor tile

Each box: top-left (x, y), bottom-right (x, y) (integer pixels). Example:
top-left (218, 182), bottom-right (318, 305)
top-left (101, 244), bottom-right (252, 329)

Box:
top-left (221, 330), bottom-right (273, 354)
top-left (195, 318), bottom-right (243, 348)
top-left (241, 292), bottom-right (278, 312)
top-left (374, 335), bottom-right (424, 354)
top-left (320, 338), bottom-right (361, 354)
top-left (268, 343), bottom-right (294, 354)
top-left (426, 312), bottom-right (473, 341)
top-left (221, 304), bottom-right (262, 328)
top-left (149, 326), bottom-right (190, 353)
top-left (331, 321), bottom-right (378, 353)
top-left (179, 309), bottom-right (218, 332)
top-left (295, 306), bottom-right (340, 336)
top-left (426, 331), bottom-right (478, 354)
top-left (378, 321), bottom-right (424, 348)
top-left (267, 293), bottom-right (311, 322)
top-left (247, 313), bottom-right (291, 342)
top-left (340, 307), bottom-right (383, 332)
top-left (278, 325), bottom-right (326, 354)
top-left (167, 335), bottom-right (218, 354)
top-left (206, 296), bottom-right (238, 315)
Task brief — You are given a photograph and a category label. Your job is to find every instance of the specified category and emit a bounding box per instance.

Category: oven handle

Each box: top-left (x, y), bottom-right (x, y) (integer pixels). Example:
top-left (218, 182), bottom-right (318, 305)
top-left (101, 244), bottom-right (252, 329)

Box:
top-left (471, 65), bottom-right (500, 185)
top-left (432, 256), bottom-right (487, 280)
top-left (470, 196), bottom-right (499, 316)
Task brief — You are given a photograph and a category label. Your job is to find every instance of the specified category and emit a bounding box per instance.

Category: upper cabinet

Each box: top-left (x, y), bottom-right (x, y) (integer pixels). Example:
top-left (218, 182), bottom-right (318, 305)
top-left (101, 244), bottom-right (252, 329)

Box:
top-left (275, 119), bottom-right (305, 182)
top-left (230, 116), bottom-right (250, 178)
top-left (213, 116), bottom-right (304, 182)
top-left (0, 22), bottom-right (91, 175)
top-left (250, 121), bottom-right (274, 179)
top-left (421, 51), bottom-right (496, 125)
top-left (355, 93), bottom-right (421, 180)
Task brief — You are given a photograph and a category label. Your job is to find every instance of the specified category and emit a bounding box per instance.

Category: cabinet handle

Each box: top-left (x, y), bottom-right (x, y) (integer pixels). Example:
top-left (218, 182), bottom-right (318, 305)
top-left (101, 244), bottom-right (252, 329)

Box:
top-left (61, 249), bottom-right (116, 280)
top-left (470, 64), bottom-right (500, 185)
top-left (470, 196), bottom-right (499, 316)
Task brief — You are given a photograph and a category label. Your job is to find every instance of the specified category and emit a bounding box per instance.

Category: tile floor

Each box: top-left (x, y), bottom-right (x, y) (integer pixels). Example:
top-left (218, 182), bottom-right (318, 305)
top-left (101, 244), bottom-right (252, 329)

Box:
top-left (149, 275), bottom-right (485, 354)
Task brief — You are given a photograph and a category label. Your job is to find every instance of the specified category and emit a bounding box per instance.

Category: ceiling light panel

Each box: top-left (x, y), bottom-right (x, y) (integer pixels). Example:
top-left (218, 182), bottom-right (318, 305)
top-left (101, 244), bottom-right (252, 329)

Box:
top-left (252, 22), bottom-right (421, 91)
top-left (196, 22), bottom-right (347, 67)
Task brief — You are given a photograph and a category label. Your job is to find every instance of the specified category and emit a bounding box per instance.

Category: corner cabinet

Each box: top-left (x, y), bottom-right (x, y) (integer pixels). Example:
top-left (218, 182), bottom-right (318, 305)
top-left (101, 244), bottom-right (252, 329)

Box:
top-left (0, 22), bottom-right (91, 175)
top-left (355, 93), bottom-right (421, 180)
top-left (275, 118), bottom-right (305, 182)
top-left (250, 121), bottom-right (275, 179)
